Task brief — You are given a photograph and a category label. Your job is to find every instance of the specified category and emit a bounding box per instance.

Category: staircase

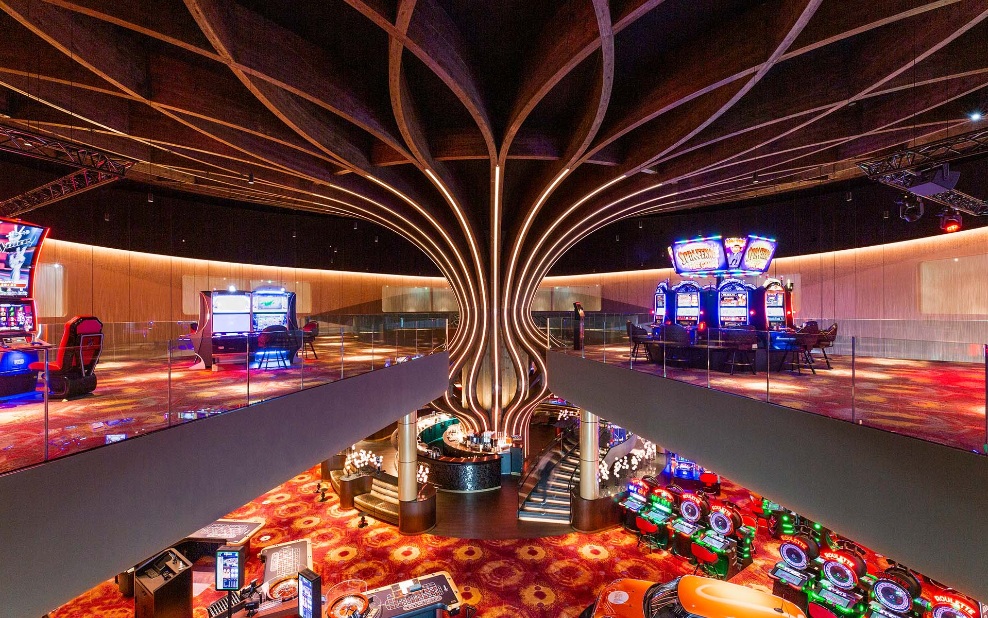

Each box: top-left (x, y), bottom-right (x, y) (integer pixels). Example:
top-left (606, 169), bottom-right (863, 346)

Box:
top-left (517, 442), bottom-right (581, 523)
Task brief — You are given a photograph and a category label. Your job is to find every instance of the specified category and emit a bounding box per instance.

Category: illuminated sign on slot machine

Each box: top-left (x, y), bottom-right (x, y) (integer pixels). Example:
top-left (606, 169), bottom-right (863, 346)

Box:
top-left (743, 237), bottom-right (778, 272)
top-left (672, 237), bottom-right (727, 274)
top-left (929, 594), bottom-right (980, 618)
top-left (0, 220), bottom-right (47, 299)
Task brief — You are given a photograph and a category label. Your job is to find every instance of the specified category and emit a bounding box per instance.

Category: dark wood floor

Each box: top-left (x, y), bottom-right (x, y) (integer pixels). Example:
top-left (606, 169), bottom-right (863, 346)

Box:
top-left (354, 431), bottom-right (574, 540)
top-left (432, 476), bottom-right (572, 539)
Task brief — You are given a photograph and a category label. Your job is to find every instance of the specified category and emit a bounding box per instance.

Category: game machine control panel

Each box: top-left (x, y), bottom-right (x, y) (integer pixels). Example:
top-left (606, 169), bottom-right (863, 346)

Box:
top-left (692, 502), bottom-right (755, 580)
top-left (619, 478), bottom-right (654, 529)
top-left (671, 492), bottom-right (709, 559)
top-left (637, 486), bottom-right (680, 550)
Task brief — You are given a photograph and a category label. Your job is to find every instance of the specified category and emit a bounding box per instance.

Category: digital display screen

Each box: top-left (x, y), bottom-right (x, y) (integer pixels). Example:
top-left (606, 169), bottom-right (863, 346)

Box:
top-left (720, 292), bottom-right (746, 307)
top-left (253, 313), bottom-right (286, 331)
top-left (212, 293), bottom-right (251, 314)
top-left (743, 238), bottom-right (777, 272)
top-left (216, 550), bottom-right (242, 591)
top-left (655, 294), bottom-right (665, 309)
top-left (666, 452), bottom-right (703, 480)
top-left (766, 291), bottom-right (784, 307)
top-left (252, 293), bottom-right (288, 312)
top-left (298, 574), bottom-right (314, 618)
top-left (213, 313), bottom-right (250, 333)
top-left (0, 302), bottom-right (34, 332)
top-left (670, 235), bottom-right (776, 275)
top-left (0, 220), bottom-right (46, 298)
top-left (677, 292), bottom-right (699, 307)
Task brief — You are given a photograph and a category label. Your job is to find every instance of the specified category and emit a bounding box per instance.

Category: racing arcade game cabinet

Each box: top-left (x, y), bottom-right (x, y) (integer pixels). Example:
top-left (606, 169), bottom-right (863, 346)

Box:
top-left (0, 218), bottom-right (49, 397)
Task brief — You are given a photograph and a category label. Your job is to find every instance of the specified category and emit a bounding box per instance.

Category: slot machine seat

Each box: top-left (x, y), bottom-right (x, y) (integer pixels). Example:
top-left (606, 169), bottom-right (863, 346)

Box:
top-left (28, 315), bottom-right (103, 398)
top-left (659, 323), bottom-right (693, 367)
top-left (721, 328), bottom-right (758, 375)
top-left (255, 325), bottom-right (292, 369)
top-left (627, 321), bottom-right (655, 362)
top-left (813, 323), bottom-right (837, 369)
top-left (778, 324), bottom-right (819, 375)
top-left (635, 516), bottom-right (663, 553)
top-left (691, 542), bottom-right (722, 578)
top-left (301, 321), bottom-right (319, 359)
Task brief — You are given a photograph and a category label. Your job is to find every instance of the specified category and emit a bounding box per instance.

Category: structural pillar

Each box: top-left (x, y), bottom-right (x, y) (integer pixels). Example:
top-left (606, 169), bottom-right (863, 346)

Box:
top-left (397, 410), bottom-right (436, 534)
top-left (397, 411), bottom-right (418, 501)
top-left (579, 409), bottom-right (599, 500)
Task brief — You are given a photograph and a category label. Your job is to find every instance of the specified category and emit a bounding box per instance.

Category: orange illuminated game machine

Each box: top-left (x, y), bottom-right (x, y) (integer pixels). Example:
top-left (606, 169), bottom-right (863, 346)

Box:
top-left (579, 575), bottom-right (807, 618)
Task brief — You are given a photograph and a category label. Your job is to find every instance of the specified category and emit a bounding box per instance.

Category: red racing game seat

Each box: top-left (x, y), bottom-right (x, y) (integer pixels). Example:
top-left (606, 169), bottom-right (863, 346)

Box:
top-left (28, 315), bottom-right (104, 398)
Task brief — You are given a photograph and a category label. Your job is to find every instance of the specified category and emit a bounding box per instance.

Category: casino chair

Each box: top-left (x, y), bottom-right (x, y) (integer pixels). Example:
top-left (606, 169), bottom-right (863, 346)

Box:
top-left (778, 323), bottom-right (819, 375)
top-left (635, 516), bottom-right (664, 553)
top-left (722, 328), bottom-right (758, 375)
top-left (627, 321), bottom-right (655, 362)
top-left (28, 315), bottom-right (103, 398)
top-left (255, 325), bottom-right (292, 369)
top-left (812, 323), bottom-right (838, 369)
top-left (301, 321), bottom-right (319, 359)
top-left (690, 541), bottom-right (723, 578)
top-left (663, 323), bottom-right (693, 368)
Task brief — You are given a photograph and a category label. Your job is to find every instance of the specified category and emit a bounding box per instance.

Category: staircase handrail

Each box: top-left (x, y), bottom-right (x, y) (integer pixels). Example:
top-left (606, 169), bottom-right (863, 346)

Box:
top-left (517, 427), bottom-right (578, 510)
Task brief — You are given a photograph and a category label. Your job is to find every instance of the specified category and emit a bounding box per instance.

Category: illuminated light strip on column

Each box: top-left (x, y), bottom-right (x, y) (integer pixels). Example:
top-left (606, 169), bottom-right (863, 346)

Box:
top-left (425, 169), bottom-right (488, 424)
top-left (357, 173), bottom-right (482, 404)
top-left (329, 179), bottom-right (480, 421)
top-left (510, 174), bottom-right (631, 349)
top-left (491, 164), bottom-right (501, 429)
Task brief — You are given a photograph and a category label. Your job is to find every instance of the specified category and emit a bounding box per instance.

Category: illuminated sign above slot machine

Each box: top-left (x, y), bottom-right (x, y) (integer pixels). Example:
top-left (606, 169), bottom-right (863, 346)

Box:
top-left (0, 219), bottom-right (48, 299)
top-left (671, 234), bottom-right (777, 277)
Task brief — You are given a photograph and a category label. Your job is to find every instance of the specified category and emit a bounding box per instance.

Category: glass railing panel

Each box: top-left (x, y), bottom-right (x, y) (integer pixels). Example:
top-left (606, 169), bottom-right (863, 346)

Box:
top-left (166, 337), bottom-right (249, 427)
top-left (0, 344), bottom-right (47, 474)
top-left (43, 340), bottom-right (172, 461)
top-left (247, 330), bottom-right (304, 405)
top-left (850, 336), bottom-right (987, 453)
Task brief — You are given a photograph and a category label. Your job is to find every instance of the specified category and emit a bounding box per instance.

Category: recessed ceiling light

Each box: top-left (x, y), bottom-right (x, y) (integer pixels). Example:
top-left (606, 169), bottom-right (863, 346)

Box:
top-left (970, 112), bottom-right (983, 121)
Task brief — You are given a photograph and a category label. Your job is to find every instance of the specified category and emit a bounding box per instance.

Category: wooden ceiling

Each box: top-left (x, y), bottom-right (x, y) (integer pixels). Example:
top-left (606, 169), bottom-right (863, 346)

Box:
top-left (2, 0), bottom-right (987, 426)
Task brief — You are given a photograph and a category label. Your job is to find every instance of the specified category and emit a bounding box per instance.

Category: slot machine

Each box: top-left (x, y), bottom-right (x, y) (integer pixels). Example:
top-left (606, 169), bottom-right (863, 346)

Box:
top-left (653, 281), bottom-right (671, 325)
top-left (671, 492), bottom-right (709, 559)
top-left (713, 279), bottom-right (756, 328)
top-left (250, 287), bottom-right (298, 332)
top-left (754, 278), bottom-right (794, 331)
top-left (637, 486), bottom-right (680, 550)
top-left (619, 478), bottom-right (652, 529)
top-left (866, 566), bottom-right (924, 618)
top-left (0, 218), bottom-right (49, 397)
top-left (925, 590), bottom-right (982, 618)
top-left (770, 533), bottom-right (821, 610)
top-left (191, 290), bottom-right (252, 368)
top-left (809, 547), bottom-right (869, 618)
top-left (691, 502), bottom-right (756, 580)
top-left (671, 281), bottom-right (703, 328)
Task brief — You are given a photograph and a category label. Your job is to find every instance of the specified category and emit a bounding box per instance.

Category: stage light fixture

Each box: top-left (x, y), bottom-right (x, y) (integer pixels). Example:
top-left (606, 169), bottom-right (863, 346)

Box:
top-left (897, 194), bottom-right (924, 222)
top-left (970, 112), bottom-right (983, 121)
top-left (939, 208), bottom-right (962, 233)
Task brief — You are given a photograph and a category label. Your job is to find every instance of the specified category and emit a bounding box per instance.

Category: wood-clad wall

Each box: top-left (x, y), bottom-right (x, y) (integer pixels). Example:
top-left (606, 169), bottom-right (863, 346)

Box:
top-left (36, 239), bottom-right (449, 324)
top-left (542, 225), bottom-right (988, 344)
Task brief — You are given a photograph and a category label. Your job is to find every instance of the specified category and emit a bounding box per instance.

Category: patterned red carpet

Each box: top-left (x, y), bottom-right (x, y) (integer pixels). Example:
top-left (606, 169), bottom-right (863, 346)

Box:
top-left (573, 347), bottom-right (988, 453)
top-left (0, 337), bottom-right (420, 473)
top-left (51, 467), bottom-right (797, 618)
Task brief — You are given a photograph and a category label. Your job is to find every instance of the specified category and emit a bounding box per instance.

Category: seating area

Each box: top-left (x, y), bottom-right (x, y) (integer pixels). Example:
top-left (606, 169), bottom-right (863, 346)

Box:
top-left (352, 474), bottom-right (401, 525)
top-left (630, 321), bottom-right (839, 375)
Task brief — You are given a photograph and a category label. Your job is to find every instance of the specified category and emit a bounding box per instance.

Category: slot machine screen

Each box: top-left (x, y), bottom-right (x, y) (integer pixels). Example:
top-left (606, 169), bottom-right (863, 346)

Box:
top-left (677, 292), bottom-right (699, 317)
top-left (253, 313), bottom-right (286, 330)
top-left (665, 452), bottom-right (704, 481)
top-left (766, 289), bottom-right (785, 324)
top-left (655, 293), bottom-right (666, 312)
top-left (0, 302), bottom-right (33, 331)
top-left (212, 293), bottom-right (251, 314)
top-left (213, 313), bottom-right (251, 333)
top-left (0, 219), bottom-right (47, 298)
top-left (252, 293), bottom-right (289, 313)
top-left (719, 291), bottom-right (748, 324)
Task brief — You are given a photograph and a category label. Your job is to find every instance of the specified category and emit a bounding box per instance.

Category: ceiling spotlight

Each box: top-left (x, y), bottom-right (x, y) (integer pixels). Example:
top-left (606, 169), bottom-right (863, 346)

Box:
top-left (970, 112), bottom-right (983, 122)
top-left (247, 172), bottom-right (254, 185)
top-left (939, 208), bottom-right (962, 233)
top-left (897, 194), bottom-right (924, 223)
top-left (752, 172), bottom-right (760, 184)
top-left (147, 190), bottom-right (153, 203)
top-left (845, 191), bottom-right (853, 202)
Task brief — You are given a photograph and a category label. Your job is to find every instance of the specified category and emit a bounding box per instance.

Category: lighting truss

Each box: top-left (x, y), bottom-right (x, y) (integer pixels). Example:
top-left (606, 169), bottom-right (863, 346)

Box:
top-left (857, 128), bottom-right (988, 216)
top-left (0, 124), bottom-right (133, 176)
top-left (0, 168), bottom-right (121, 217)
